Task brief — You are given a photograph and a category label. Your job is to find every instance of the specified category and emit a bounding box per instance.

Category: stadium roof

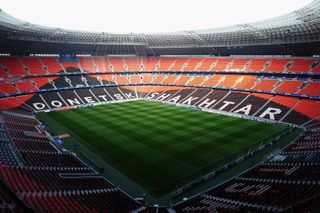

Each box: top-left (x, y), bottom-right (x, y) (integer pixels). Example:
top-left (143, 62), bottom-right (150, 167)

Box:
top-left (0, 0), bottom-right (313, 33)
top-left (0, 0), bottom-right (319, 56)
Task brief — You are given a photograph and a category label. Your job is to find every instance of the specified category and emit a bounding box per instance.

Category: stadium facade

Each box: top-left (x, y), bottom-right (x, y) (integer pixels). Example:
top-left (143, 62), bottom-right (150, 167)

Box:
top-left (0, 0), bottom-right (319, 212)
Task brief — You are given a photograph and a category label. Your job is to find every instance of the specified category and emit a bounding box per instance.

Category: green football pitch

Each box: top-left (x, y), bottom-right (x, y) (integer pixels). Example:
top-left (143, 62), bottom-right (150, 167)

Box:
top-left (37, 100), bottom-right (290, 197)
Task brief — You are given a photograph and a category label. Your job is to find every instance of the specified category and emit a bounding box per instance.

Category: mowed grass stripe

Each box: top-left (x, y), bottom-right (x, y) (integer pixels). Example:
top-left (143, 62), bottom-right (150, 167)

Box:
top-left (45, 105), bottom-right (200, 184)
top-left (44, 110), bottom-right (181, 187)
top-left (38, 100), bottom-right (290, 197)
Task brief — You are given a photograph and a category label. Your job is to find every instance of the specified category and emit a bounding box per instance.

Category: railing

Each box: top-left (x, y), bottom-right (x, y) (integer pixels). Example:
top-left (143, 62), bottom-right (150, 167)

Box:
top-left (1, 83), bottom-right (320, 100)
top-left (1, 69), bottom-right (320, 79)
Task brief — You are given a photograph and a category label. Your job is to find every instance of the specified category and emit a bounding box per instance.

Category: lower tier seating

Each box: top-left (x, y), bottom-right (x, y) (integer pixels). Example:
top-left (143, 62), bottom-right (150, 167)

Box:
top-left (21, 189), bottom-right (141, 213)
top-left (174, 126), bottom-right (320, 212)
top-left (0, 112), bottom-right (143, 211)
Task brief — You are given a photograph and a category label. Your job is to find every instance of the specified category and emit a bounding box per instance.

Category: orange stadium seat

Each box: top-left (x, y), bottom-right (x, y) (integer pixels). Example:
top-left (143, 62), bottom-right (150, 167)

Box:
top-left (124, 58), bottom-right (142, 71)
top-left (175, 76), bottom-right (191, 85)
top-left (0, 57), bottom-right (27, 75)
top-left (162, 75), bottom-right (177, 84)
top-left (157, 58), bottom-right (176, 71)
top-left (15, 81), bottom-right (37, 92)
top-left (299, 82), bottom-right (320, 96)
top-left (92, 57), bottom-right (108, 72)
top-left (253, 79), bottom-right (279, 91)
top-left (171, 58), bottom-right (188, 70)
top-left (0, 84), bottom-right (17, 94)
top-left (144, 58), bottom-right (159, 71)
top-left (293, 99), bottom-right (320, 121)
top-left (252, 92), bottom-right (273, 100)
top-left (219, 75), bottom-right (240, 87)
top-left (40, 58), bottom-right (62, 73)
top-left (102, 58), bottom-right (114, 72)
top-left (228, 58), bottom-right (250, 71)
top-left (78, 57), bottom-right (96, 72)
top-left (61, 61), bottom-right (80, 70)
top-left (99, 74), bottom-right (113, 83)
top-left (0, 97), bottom-right (22, 110)
top-left (234, 75), bottom-right (257, 89)
top-left (264, 59), bottom-right (290, 72)
top-left (115, 75), bottom-right (130, 84)
top-left (141, 75), bottom-right (153, 83)
top-left (21, 58), bottom-right (47, 74)
top-left (212, 58), bottom-right (233, 71)
top-left (271, 95), bottom-right (299, 109)
top-left (30, 77), bottom-right (57, 89)
top-left (202, 74), bottom-right (222, 87)
top-left (0, 94), bottom-right (33, 110)
top-left (129, 75), bottom-right (141, 84)
top-left (246, 58), bottom-right (269, 72)
top-left (188, 76), bottom-right (205, 86)
top-left (275, 80), bottom-right (302, 94)
top-left (152, 75), bottom-right (166, 84)
top-left (197, 58), bottom-right (217, 71)
top-left (108, 58), bottom-right (125, 71)
top-left (287, 59), bottom-right (317, 73)
top-left (183, 58), bottom-right (201, 70)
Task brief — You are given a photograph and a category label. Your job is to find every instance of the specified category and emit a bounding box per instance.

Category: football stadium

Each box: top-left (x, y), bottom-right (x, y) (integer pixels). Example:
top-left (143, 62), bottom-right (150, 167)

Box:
top-left (0, 0), bottom-right (319, 212)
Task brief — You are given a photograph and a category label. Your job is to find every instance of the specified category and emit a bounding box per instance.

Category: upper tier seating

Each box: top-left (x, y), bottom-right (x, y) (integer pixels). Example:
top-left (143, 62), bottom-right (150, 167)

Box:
top-left (0, 57), bottom-right (27, 75)
top-left (0, 56), bottom-right (318, 74)
top-left (39, 57), bottom-right (62, 74)
top-left (20, 58), bottom-right (47, 74)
